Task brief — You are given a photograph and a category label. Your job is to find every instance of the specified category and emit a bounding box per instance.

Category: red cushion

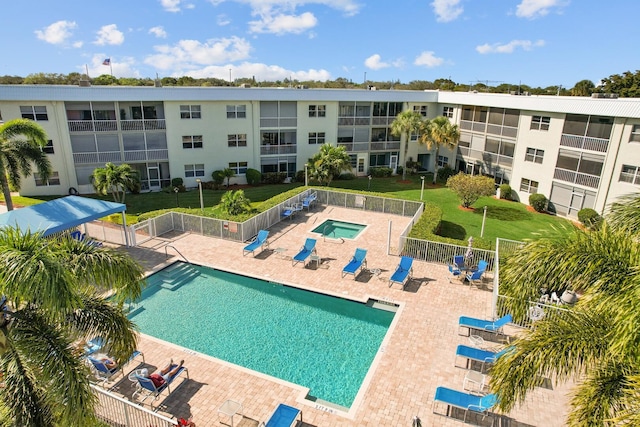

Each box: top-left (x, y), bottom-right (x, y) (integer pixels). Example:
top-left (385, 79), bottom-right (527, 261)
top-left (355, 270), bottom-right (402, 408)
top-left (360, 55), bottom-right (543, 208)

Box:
top-left (149, 373), bottom-right (165, 388)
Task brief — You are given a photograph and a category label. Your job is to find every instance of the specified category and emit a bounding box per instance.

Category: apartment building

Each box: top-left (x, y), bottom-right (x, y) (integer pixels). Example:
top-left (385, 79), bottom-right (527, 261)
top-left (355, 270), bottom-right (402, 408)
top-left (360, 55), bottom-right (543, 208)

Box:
top-left (1, 85), bottom-right (639, 218)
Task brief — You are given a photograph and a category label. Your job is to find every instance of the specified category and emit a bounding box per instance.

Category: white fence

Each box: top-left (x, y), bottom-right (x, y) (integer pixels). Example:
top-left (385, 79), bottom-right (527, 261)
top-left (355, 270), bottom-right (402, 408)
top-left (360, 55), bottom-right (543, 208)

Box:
top-left (93, 385), bottom-right (178, 427)
top-left (397, 236), bottom-right (497, 270)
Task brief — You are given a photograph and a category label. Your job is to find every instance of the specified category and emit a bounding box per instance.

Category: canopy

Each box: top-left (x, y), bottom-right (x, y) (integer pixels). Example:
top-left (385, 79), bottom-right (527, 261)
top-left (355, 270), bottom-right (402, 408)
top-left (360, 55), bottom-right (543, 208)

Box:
top-left (0, 196), bottom-right (126, 237)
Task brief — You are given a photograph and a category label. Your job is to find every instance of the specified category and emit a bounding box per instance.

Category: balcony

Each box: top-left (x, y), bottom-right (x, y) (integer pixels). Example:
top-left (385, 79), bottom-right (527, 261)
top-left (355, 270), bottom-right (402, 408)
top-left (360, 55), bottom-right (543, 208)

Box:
top-left (560, 134), bottom-right (609, 153)
top-left (338, 142), bottom-right (370, 152)
top-left (460, 120), bottom-right (486, 133)
top-left (68, 120), bottom-right (118, 132)
top-left (260, 145), bottom-right (297, 155)
top-left (554, 167), bottom-right (600, 188)
top-left (120, 119), bottom-right (166, 131)
top-left (370, 141), bottom-right (401, 151)
top-left (457, 147), bottom-right (513, 167)
top-left (123, 149), bottom-right (169, 162)
top-left (73, 151), bottom-right (122, 164)
top-left (338, 117), bottom-right (371, 126)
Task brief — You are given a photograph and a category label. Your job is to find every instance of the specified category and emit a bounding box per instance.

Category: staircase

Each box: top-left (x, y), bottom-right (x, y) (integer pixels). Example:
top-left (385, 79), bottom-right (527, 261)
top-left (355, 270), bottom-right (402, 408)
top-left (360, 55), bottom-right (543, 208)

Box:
top-left (145, 262), bottom-right (201, 291)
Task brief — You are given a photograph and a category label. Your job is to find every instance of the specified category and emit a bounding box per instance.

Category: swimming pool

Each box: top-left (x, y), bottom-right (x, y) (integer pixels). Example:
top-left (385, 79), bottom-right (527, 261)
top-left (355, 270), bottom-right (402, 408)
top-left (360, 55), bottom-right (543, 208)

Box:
top-left (311, 219), bottom-right (366, 239)
top-left (130, 262), bottom-right (395, 408)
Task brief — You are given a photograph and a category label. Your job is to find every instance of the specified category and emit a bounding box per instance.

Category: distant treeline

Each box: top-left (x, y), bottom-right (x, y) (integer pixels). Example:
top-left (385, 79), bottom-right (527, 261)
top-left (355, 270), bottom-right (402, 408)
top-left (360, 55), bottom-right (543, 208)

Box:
top-left (2, 70), bottom-right (639, 97)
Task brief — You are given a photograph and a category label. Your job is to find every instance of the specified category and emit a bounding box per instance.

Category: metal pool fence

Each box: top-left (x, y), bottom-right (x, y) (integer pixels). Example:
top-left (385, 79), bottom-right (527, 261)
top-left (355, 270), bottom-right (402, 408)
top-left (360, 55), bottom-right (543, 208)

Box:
top-left (93, 385), bottom-right (177, 427)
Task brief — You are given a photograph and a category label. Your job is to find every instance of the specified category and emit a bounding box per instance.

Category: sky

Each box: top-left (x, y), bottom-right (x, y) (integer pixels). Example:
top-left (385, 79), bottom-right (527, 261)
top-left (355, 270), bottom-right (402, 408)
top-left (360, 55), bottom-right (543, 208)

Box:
top-left (1, 0), bottom-right (638, 88)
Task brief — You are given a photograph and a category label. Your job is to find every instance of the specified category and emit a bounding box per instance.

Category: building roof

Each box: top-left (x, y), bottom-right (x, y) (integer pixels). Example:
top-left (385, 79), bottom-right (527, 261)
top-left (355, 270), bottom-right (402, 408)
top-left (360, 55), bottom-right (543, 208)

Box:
top-left (0, 196), bottom-right (125, 236)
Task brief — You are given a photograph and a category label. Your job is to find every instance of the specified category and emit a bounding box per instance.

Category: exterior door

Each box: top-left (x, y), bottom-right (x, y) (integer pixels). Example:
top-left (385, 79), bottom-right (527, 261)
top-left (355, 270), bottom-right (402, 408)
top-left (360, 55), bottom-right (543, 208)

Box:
top-left (148, 165), bottom-right (161, 190)
top-left (390, 155), bottom-right (398, 173)
top-left (357, 155), bottom-right (366, 176)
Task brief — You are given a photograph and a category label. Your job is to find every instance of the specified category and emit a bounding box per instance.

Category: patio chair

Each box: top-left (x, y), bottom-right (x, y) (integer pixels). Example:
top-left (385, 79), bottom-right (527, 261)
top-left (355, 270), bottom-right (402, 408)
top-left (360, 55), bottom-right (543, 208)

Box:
top-left (455, 344), bottom-right (514, 371)
top-left (243, 230), bottom-right (270, 256)
top-left (453, 255), bottom-right (465, 270)
top-left (260, 403), bottom-right (302, 427)
top-left (433, 386), bottom-right (498, 425)
top-left (448, 264), bottom-right (462, 283)
top-left (342, 248), bottom-right (367, 278)
top-left (292, 238), bottom-right (317, 266)
top-left (83, 336), bottom-right (105, 356)
top-left (472, 260), bottom-right (489, 274)
top-left (458, 314), bottom-right (512, 337)
top-left (388, 256), bottom-right (413, 289)
top-left (88, 350), bottom-right (144, 386)
top-left (466, 269), bottom-right (485, 288)
top-left (301, 192), bottom-right (317, 211)
top-left (133, 362), bottom-right (189, 403)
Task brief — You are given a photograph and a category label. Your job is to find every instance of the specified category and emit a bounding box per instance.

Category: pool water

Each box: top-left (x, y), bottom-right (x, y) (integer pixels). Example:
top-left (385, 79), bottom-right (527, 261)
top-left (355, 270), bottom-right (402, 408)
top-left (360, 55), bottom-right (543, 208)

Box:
top-left (130, 262), bottom-right (395, 408)
top-left (311, 219), bottom-right (366, 239)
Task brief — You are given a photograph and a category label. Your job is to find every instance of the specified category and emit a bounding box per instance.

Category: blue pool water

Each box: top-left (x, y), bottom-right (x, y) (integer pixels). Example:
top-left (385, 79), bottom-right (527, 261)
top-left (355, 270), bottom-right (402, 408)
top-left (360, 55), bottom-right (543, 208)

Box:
top-left (311, 219), bottom-right (366, 239)
top-left (129, 262), bottom-right (395, 408)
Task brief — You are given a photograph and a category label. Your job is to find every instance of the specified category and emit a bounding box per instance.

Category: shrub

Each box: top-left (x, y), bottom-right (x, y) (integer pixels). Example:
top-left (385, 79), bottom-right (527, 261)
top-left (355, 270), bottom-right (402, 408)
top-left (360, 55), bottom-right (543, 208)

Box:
top-left (337, 172), bottom-right (355, 180)
top-left (295, 170), bottom-right (306, 183)
top-left (578, 208), bottom-right (602, 229)
top-left (499, 184), bottom-right (512, 200)
top-left (171, 177), bottom-right (183, 187)
top-left (446, 173), bottom-right (495, 208)
top-left (245, 168), bottom-right (261, 185)
top-left (437, 165), bottom-right (456, 182)
top-left (529, 193), bottom-right (548, 212)
top-left (396, 166), bottom-right (404, 177)
top-left (262, 172), bottom-right (287, 184)
top-left (369, 167), bottom-right (392, 178)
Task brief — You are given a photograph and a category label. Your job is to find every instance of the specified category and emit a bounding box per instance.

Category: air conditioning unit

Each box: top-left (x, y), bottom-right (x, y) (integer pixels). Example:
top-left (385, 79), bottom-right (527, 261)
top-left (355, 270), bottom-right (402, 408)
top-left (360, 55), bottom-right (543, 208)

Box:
top-left (368, 85), bottom-right (377, 91)
top-left (591, 93), bottom-right (606, 98)
top-left (240, 83), bottom-right (251, 88)
top-left (79, 79), bottom-right (91, 87)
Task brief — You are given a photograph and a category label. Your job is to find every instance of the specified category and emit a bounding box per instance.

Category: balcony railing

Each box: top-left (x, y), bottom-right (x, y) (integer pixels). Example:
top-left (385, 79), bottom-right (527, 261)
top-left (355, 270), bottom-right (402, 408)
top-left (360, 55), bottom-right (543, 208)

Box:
top-left (260, 145), bottom-right (297, 155)
top-left (259, 118), bottom-right (297, 128)
top-left (560, 134), bottom-right (609, 153)
top-left (337, 142), bottom-right (370, 152)
top-left (486, 124), bottom-right (518, 138)
top-left (337, 117), bottom-right (371, 126)
top-left (554, 168), bottom-right (600, 188)
top-left (73, 151), bottom-right (122, 164)
top-left (120, 119), bottom-right (166, 131)
top-left (370, 142), bottom-right (401, 151)
top-left (123, 149), bottom-right (169, 162)
top-left (68, 120), bottom-right (117, 132)
top-left (457, 147), bottom-right (513, 167)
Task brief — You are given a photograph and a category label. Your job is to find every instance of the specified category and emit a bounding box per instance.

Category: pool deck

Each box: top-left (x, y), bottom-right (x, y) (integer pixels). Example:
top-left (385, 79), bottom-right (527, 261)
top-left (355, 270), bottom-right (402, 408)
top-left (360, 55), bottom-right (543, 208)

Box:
top-left (112, 204), bottom-right (572, 427)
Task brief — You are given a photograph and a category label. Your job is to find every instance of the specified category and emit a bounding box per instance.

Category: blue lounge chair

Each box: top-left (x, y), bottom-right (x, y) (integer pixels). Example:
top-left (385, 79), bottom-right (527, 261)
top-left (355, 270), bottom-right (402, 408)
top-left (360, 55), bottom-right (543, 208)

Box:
top-left (342, 248), bottom-right (367, 278)
top-left (448, 264), bottom-right (462, 283)
top-left (301, 192), bottom-right (317, 211)
top-left (88, 350), bottom-right (144, 386)
top-left (262, 403), bottom-right (302, 427)
top-left (458, 314), bottom-right (512, 337)
top-left (243, 230), bottom-right (270, 256)
top-left (281, 206), bottom-right (296, 220)
top-left (389, 256), bottom-right (413, 289)
top-left (433, 386), bottom-right (498, 425)
top-left (466, 269), bottom-right (485, 288)
top-left (455, 345), bottom-right (514, 371)
top-left (84, 336), bottom-right (105, 356)
top-left (133, 363), bottom-right (189, 403)
top-left (71, 230), bottom-right (103, 247)
top-left (453, 255), bottom-right (465, 270)
top-left (292, 238), bottom-right (316, 266)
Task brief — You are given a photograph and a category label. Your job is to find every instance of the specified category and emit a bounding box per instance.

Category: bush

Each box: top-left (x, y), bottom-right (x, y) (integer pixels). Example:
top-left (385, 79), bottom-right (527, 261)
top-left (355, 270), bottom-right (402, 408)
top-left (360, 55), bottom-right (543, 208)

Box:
top-left (529, 193), bottom-right (548, 212)
top-left (396, 166), bottom-right (404, 177)
top-left (499, 184), bottom-right (512, 200)
top-left (337, 172), bottom-right (355, 180)
top-left (295, 170), bottom-right (306, 183)
top-left (245, 168), bottom-right (262, 185)
top-left (171, 177), bottom-right (183, 187)
top-left (262, 172), bottom-right (287, 184)
top-left (369, 167), bottom-right (393, 178)
top-left (578, 208), bottom-right (602, 229)
top-left (446, 173), bottom-right (496, 208)
top-left (211, 170), bottom-right (225, 189)
top-left (437, 165), bottom-right (456, 182)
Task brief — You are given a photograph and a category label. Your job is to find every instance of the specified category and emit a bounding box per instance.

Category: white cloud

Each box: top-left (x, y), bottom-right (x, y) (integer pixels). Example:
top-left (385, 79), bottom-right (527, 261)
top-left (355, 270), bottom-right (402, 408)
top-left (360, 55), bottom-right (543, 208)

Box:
top-left (144, 36), bottom-right (252, 70)
top-left (414, 51), bottom-right (444, 67)
top-left (364, 54), bottom-right (390, 70)
top-left (174, 61), bottom-right (331, 81)
top-left (73, 41), bottom-right (84, 48)
top-left (217, 14), bottom-right (231, 26)
top-left (94, 24), bottom-right (125, 46)
top-left (516, 0), bottom-right (567, 19)
top-left (149, 26), bottom-right (168, 38)
top-left (160, 0), bottom-right (182, 12)
top-left (249, 12), bottom-right (317, 35)
top-left (431, 0), bottom-right (463, 23)
top-left (35, 20), bottom-right (77, 45)
top-left (476, 39), bottom-right (545, 54)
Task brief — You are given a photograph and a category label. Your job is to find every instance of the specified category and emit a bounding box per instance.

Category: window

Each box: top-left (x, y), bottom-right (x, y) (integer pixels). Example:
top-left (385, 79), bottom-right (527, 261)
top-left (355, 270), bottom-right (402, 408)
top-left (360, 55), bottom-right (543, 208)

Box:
top-left (229, 161), bottom-right (248, 175)
top-left (34, 171), bottom-right (60, 186)
top-left (437, 155), bottom-right (449, 167)
top-left (525, 147), bottom-right (544, 164)
top-left (42, 140), bottom-right (54, 154)
top-left (184, 164), bottom-right (205, 178)
top-left (630, 125), bottom-right (640, 143)
top-left (308, 132), bottom-right (325, 144)
top-left (531, 115), bottom-right (550, 131)
top-left (226, 105), bottom-right (247, 119)
top-left (20, 106), bottom-right (48, 121)
top-left (520, 178), bottom-right (539, 193)
top-left (442, 106), bottom-right (454, 118)
top-left (180, 105), bottom-right (201, 119)
top-left (182, 135), bottom-right (203, 149)
top-left (620, 165), bottom-right (640, 185)
top-left (308, 105), bottom-right (326, 118)
top-left (413, 105), bottom-right (428, 117)
top-left (228, 134), bottom-right (247, 147)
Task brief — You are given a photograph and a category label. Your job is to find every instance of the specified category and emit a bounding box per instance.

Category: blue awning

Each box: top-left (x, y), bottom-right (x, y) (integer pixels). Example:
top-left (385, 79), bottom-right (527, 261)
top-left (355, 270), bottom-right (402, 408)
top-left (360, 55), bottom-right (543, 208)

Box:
top-left (0, 196), bottom-right (126, 236)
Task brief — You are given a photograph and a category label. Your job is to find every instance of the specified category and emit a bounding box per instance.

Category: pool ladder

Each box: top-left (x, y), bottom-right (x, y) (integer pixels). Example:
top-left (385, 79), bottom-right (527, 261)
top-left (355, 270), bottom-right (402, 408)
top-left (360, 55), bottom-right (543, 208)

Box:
top-left (164, 244), bottom-right (188, 261)
top-left (322, 224), bottom-right (344, 243)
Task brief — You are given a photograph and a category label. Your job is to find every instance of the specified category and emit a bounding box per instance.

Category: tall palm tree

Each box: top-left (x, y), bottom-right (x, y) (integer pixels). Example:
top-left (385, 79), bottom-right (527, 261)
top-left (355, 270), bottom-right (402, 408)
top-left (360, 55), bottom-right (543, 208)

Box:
top-left (91, 162), bottom-right (140, 203)
top-left (0, 119), bottom-right (52, 211)
top-left (390, 110), bottom-right (425, 180)
top-left (220, 189), bottom-right (251, 215)
top-left (420, 115), bottom-right (460, 184)
top-left (0, 227), bottom-right (145, 426)
top-left (491, 194), bottom-right (640, 425)
top-left (307, 143), bottom-right (351, 186)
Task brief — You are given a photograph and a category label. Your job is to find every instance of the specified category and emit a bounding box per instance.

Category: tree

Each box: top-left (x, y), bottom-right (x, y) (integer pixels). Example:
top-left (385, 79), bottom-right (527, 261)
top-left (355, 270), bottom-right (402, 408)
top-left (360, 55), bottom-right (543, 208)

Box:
top-left (0, 228), bottom-right (144, 426)
top-left (446, 173), bottom-right (495, 208)
top-left (0, 119), bottom-right (52, 211)
top-left (220, 189), bottom-right (251, 215)
top-left (598, 70), bottom-right (640, 97)
top-left (420, 116), bottom-right (460, 184)
top-left (390, 110), bottom-right (425, 180)
top-left (307, 143), bottom-right (352, 186)
top-left (571, 79), bottom-right (595, 96)
top-left (491, 194), bottom-right (640, 425)
top-left (91, 162), bottom-right (140, 203)
top-left (221, 168), bottom-right (235, 187)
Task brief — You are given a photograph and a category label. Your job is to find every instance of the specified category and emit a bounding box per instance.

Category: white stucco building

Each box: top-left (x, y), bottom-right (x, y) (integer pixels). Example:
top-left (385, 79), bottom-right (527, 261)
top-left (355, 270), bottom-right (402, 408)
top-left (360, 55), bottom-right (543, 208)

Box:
top-left (1, 84), bottom-right (639, 218)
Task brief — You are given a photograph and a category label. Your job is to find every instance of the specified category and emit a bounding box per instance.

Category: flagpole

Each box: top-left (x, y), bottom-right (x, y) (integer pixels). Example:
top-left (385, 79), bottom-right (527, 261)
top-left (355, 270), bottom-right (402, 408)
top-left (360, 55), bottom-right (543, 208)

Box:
top-left (109, 57), bottom-right (113, 77)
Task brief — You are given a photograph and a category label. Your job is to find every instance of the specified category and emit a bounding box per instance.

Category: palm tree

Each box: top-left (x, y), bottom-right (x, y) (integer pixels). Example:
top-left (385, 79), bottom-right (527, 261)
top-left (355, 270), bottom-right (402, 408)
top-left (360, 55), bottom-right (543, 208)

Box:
top-left (420, 116), bottom-right (460, 184)
top-left (491, 194), bottom-right (640, 425)
top-left (221, 168), bottom-right (235, 187)
top-left (0, 119), bottom-right (52, 211)
top-left (307, 143), bottom-right (352, 186)
top-left (220, 189), bottom-right (251, 215)
top-left (390, 110), bottom-right (425, 180)
top-left (0, 227), bottom-right (145, 426)
top-left (91, 162), bottom-right (140, 203)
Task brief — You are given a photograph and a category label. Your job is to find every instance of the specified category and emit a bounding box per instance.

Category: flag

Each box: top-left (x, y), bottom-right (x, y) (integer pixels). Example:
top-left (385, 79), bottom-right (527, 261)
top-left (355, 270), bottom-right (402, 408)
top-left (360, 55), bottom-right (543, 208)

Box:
top-left (102, 58), bottom-right (111, 66)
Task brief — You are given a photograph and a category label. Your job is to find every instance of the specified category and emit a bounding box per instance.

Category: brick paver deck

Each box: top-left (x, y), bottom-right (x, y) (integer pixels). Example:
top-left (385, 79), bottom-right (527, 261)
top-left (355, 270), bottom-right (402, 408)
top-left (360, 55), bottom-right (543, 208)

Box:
top-left (106, 205), bottom-right (571, 427)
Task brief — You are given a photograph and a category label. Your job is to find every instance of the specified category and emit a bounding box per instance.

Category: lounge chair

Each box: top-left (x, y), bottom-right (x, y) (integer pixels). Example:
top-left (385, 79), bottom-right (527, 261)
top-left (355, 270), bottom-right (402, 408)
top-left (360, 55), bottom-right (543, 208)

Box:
top-left (433, 386), bottom-right (498, 425)
top-left (448, 264), bottom-right (462, 283)
top-left (261, 403), bottom-right (302, 427)
top-left (466, 269), bottom-right (485, 288)
top-left (342, 248), bottom-right (367, 278)
top-left (88, 350), bottom-right (144, 386)
top-left (388, 256), bottom-right (413, 289)
top-left (455, 345), bottom-right (514, 371)
top-left (281, 203), bottom-right (302, 220)
top-left (453, 255), bottom-right (465, 270)
top-left (301, 192), bottom-right (317, 211)
top-left (243, 230), bottom-right (270, 256)
top-left (458, 314), bottom-right (512, 337)
top-left (133, 363), bottom-right (189, 403)
top-left (83, 336), bottom-right (105, 356)
top-left (71, 230), bottom-right (103, 247)
top-left (292, 238), bottom-right (316, 266)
